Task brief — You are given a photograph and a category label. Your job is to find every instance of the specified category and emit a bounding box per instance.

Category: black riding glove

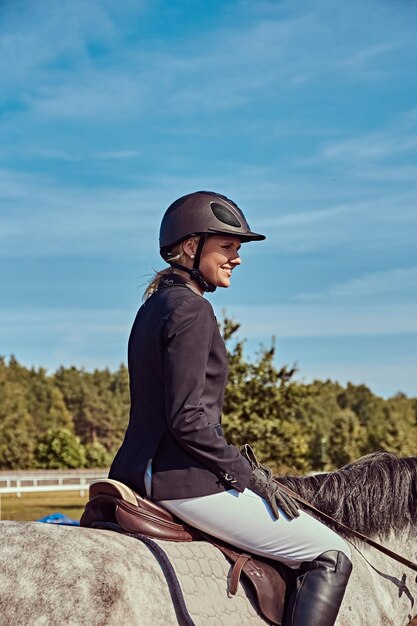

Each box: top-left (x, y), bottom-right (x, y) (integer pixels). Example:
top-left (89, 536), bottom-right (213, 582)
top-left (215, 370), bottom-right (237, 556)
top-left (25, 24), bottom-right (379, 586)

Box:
top-left (241, 444), bottom-right (300, 521)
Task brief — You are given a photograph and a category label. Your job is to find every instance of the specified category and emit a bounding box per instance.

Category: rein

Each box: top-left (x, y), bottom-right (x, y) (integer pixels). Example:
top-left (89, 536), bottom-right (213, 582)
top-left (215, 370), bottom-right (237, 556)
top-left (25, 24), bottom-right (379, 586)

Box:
top-left (277, 482), bottom-right (417, 574)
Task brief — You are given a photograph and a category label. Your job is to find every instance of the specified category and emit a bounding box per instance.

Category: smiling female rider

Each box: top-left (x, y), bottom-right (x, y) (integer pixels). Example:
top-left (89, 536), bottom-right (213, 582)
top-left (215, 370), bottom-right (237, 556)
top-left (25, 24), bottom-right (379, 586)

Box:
top-left (109, 191), bottom-right (352, 626)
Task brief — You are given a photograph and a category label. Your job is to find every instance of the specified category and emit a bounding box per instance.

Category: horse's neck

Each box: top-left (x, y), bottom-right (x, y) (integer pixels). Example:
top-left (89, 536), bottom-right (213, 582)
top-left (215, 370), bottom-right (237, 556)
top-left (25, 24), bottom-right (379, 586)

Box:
top-left (382, 530), bottom-right (417, 564)
top-left (339, 530), bottom-right (417, 626)
top-left (354, 529), bottom-right (417, 574)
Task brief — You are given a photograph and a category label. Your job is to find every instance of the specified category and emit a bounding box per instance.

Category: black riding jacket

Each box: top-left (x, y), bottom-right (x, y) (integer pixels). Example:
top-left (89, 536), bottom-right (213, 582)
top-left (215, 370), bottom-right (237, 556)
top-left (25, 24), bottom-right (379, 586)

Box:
top-left (109, 273), bottom-right (252, 500)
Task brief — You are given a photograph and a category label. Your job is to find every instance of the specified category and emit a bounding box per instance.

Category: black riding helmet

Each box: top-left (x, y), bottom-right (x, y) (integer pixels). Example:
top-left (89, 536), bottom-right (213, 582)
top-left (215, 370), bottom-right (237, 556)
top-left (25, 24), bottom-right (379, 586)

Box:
top-left (159, 191), bottom-right (265, 292)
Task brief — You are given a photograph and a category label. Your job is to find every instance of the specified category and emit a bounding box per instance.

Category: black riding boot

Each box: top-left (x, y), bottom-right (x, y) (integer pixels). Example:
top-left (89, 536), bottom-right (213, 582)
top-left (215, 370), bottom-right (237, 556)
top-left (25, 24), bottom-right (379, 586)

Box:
top-left (283, 550), bottom-right (352, 626)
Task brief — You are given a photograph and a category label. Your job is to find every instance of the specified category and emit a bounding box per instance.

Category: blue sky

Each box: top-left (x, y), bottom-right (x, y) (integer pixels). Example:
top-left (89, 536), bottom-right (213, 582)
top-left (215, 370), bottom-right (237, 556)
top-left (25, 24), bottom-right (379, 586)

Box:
top-left (1, 0), bottom-right (416, 398)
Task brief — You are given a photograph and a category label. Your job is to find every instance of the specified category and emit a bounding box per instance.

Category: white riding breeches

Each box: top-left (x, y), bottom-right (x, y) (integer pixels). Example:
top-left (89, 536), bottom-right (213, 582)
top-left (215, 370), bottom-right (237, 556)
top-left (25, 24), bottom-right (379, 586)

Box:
top-left (144, 461), bottom-right (350, 568)
top-left (158, 489), bottom-right (351, 569)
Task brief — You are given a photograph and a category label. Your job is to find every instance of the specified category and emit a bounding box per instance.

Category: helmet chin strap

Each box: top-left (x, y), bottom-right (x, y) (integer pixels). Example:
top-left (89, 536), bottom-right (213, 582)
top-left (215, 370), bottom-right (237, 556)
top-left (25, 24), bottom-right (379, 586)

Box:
top-left (169, 233), bottom-right (217, 293)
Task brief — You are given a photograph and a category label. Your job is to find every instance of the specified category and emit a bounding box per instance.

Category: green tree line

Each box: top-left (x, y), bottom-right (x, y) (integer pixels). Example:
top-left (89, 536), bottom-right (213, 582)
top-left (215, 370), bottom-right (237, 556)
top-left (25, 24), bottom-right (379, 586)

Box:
top-left (0, 320), bottom-right (416, 471)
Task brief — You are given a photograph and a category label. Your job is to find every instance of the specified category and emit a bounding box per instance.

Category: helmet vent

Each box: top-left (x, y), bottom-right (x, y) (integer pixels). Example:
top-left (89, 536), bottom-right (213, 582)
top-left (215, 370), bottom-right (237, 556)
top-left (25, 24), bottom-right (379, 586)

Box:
top-left (211, 202), bottom-right (241, 228)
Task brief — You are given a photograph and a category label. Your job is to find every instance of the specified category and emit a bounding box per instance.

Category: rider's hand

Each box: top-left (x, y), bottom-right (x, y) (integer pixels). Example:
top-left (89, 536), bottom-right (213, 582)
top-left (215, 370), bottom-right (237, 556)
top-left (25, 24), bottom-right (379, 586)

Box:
top-left (249, 466), bottom-right (300, 520)
top-left (241, 444), bottom-right (300, 521)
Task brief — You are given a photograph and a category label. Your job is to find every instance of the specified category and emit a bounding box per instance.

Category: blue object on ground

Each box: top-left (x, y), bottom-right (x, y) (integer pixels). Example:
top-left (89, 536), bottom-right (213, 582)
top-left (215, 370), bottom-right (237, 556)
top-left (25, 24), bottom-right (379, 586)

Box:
top-left (37, 512), bottom-right (79, 526)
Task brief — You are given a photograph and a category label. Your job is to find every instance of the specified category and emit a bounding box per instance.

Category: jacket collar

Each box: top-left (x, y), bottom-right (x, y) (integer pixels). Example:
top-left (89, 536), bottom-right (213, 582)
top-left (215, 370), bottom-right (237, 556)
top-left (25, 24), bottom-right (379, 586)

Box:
top-left (158, 272), bottom-right (202, 296)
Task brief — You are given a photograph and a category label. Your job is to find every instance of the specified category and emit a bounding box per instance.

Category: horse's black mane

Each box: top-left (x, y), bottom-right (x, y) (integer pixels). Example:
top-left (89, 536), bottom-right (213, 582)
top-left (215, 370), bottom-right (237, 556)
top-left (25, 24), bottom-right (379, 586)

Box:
top-left (277, 451), bottom-right (417, 538)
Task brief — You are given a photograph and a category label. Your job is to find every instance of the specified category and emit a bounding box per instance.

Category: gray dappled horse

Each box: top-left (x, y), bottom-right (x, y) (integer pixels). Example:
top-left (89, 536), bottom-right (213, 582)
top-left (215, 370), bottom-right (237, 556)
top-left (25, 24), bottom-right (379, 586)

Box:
top-left (0, 451), bottom-right (416, 625)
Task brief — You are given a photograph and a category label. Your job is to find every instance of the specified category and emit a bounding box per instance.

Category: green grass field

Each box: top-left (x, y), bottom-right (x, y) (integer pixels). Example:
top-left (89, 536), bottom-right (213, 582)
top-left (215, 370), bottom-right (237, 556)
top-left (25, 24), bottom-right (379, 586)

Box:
top-left (0, 491), bottom-right (88, 522)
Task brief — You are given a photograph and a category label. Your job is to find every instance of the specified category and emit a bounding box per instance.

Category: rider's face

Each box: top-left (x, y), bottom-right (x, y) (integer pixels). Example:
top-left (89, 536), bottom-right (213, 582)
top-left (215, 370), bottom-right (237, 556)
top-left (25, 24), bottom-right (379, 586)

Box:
top-left (198, 235), bottom-right (242, 289)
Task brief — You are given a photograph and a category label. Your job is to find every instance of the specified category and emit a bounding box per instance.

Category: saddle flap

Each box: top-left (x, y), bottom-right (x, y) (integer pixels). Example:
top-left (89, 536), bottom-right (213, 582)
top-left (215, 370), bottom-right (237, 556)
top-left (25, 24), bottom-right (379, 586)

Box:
top-left (243, 557), bottom-right (287, 625)
top-left (114, 500), bottom-right (198, 542)
top-left (201, 533), bottom-right (287, 625)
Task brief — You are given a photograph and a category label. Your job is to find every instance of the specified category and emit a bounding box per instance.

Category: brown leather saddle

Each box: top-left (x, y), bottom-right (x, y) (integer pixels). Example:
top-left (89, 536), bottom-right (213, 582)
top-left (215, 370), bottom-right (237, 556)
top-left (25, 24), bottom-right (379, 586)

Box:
top-left (80, 479), bottom-right (290, 625)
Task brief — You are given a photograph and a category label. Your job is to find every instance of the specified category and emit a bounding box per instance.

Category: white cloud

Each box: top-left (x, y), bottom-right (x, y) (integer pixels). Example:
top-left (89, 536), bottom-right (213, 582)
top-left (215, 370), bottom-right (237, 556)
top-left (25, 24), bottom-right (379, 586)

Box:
top-left (0, 169), bottom-right (163, 257)
top-left (355, 165), bottom-right (417, 182)
top-left (0, 307), bottom-right (128, 333)
top-left (96, 150), bottom-right (141, 160)
top-left (30, 72), bottom-right (148, 120)
top-left (232, 303), bottom-right (417, 339)
top-left (316, 107), bottom-right (417, 185)
top-left (0, 0), bottom-right (120, 86)
top-left (0, 306), bottom-right (131, 372)
top-left (20, 148), bottom-right (141, 161)
top-left (328, 267), bottom-right (417, 300)
top-left (332, 41), bottom-right (404, 83)
top-left (258, 192), bottom-right (417, 254)
top-left (298, 267), bottom-right (417, 303)
top-left (321, 133), bottom-right (417, 162)
top-left (294, 356), bottom-right (417, 399)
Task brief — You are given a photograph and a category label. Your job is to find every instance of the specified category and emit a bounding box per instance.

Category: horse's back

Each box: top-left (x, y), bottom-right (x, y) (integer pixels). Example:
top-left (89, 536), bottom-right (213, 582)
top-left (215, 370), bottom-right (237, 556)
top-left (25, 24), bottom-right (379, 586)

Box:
top-left (0, 521), bottom-right (178, 626)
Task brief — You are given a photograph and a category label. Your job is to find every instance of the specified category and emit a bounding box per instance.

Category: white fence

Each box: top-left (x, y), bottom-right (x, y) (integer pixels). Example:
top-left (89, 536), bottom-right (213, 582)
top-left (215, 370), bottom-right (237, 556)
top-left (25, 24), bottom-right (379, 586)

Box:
top-left (0, 470), bottom-right (108, 520)
top-left (0, 471), bottom-right (108, 496)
